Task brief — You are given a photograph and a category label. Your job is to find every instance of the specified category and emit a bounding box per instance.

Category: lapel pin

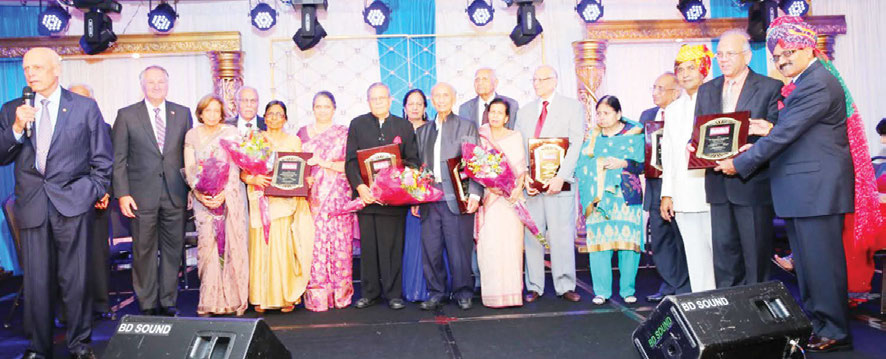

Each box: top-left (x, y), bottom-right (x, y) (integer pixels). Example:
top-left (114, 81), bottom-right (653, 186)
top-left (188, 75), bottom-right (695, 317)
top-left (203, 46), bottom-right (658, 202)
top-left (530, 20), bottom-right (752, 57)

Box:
top-left (62, 108), bottom-right (67, 112)
top-left (171, 111), bottom-right (175, 115)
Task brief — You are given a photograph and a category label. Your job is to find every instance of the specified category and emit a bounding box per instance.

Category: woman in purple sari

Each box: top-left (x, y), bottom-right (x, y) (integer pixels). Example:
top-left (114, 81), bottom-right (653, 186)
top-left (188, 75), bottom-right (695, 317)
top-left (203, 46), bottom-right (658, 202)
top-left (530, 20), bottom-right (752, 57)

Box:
top-left (298, 91), bottom-right (355, 311)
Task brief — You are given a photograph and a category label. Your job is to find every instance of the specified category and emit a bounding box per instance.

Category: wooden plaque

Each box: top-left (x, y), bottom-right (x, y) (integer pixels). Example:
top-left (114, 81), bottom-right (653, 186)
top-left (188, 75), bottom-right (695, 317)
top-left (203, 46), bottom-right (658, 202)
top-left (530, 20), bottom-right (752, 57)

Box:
top-left (265, 152), bottom-right (311, 197)
top-left (356, 143), bottom-right (402, 186)
top-left (644, 121), bottom-right (664, 178)
top-left (528, 137), bottom-right (571, 192)
top-left (447, 157), bottom-right (470, 213)
top-left (688, 111), bottom-right (750, 169)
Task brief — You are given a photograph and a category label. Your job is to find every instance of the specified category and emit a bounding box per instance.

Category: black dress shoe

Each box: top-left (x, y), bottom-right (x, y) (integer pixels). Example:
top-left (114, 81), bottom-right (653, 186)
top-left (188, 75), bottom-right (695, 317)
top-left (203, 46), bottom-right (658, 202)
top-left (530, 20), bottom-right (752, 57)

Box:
top-left (806, 336), bottom-right (852, 353)
top-left (419, 298), bottom-right (443, 311)
top-left (161, 307), bottom-right (179, 317)
top-left (645, 292), bottom-right (666, 303)
top-left (355, 297), bottom-right (379, 309)
top-left (71, 348), bottom-right (96, 359)
top-left (457, 298), bottom-right (472, 310)
top-left (388, 298), bottom-right (405, 310)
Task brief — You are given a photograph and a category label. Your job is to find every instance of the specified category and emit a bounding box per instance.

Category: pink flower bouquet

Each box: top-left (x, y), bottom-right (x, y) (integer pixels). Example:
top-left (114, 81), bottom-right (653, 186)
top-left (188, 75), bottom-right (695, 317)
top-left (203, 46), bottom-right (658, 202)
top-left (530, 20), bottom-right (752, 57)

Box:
top-left (333, 166), bottom-right (444, 215)
top-left (462, 142), bottom-right (548, 249)
top-left (220, 132), bottom-right (275, 243)
top-left (193, 156), bottom-right (230, 258)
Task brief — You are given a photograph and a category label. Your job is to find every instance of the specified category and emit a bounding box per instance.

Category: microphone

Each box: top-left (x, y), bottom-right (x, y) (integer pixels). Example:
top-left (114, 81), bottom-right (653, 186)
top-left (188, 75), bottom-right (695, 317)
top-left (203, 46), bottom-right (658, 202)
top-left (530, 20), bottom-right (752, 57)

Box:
top-left (22, 86), bottom-right (35, 138)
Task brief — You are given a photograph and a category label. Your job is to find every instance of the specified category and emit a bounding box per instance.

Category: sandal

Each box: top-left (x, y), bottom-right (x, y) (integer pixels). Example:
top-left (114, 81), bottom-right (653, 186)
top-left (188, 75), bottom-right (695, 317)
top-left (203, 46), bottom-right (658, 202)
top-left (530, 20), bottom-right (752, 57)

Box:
top-left (772, 254), bottom-right (795, 273)
top-left (281, 305), bottom-right (295, 313)
top-left (592, 296), bottom-right (607, 305)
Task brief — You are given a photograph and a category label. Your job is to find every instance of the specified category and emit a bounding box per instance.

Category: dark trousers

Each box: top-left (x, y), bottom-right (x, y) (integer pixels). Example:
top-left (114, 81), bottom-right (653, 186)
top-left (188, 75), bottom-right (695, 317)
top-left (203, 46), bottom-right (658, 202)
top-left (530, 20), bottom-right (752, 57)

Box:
top-left (90, 206), bottom-right (110, 312)
top-left (647, 182), bottom-right (691, 295)
top-left (358, 212), bottom-right (406, 300)
top-left (130, 189), bottom-right (185, 310)
top-left (786, 215), bottom-right (850, 341)
top-left (421, 201), bottom-right (474, 301)
top-left (21, 202), bottom-right (92, 356)
top-left (711, 202), bottom-right (775, 288)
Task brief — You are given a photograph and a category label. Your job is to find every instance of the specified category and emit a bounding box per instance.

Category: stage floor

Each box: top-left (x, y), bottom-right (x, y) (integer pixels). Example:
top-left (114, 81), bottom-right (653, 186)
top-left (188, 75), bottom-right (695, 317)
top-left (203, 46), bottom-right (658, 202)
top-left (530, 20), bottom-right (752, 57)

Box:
top-left (0, 257), bottom-right (884, 358)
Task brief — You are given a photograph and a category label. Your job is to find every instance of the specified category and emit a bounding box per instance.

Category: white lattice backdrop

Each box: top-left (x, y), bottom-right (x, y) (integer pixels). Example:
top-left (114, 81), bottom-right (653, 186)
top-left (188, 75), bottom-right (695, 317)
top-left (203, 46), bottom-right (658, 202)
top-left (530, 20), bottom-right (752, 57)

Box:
top-left (269, 32), bottom-right (544, 134)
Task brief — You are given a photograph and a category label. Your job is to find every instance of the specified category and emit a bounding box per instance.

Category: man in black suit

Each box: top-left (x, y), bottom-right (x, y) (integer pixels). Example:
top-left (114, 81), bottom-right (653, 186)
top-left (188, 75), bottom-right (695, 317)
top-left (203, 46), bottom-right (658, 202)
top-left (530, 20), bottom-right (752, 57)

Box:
top-left (225, 86), bottom-right (265, 136)
top-left (416, 83), bottom-right (482, 310)
top-left (696, 30), bottom-right (782, 288)
top-left (0, 47), bottom-right (111, 359)
top-left (457, 68), bottom-right (519, 130)
top-left (112, 65), bottom-right (192, 317)
top-left (640, 72), bottom-right (690, 302)
top-left (346, 82), bottom-right (420, 310)
top-left (716, 17), bottom-right (853, 352)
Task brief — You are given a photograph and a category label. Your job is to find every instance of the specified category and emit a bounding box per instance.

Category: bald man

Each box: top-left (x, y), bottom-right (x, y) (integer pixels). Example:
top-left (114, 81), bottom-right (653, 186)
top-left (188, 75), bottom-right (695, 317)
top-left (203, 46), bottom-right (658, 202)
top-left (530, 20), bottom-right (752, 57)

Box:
top-left (0, 47), bottom-right (111, 358)
top-left (696, 30), bottom-right (782, 289)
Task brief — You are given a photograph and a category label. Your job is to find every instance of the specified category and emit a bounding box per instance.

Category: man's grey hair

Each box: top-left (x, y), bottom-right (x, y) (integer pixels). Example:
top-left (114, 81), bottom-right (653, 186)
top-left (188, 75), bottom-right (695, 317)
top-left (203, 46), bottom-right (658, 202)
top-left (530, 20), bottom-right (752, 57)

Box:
top-left (68, 83), bottom-right (94, 97)
top-left (720, 29), bottom-right (752, 52)
top-left (366, 82), bottom-right (390, 99)
top-left (475, 67), bottom-right (497, 82)
top-left (431, 82), bottom-right (456, 98)
top-left (234, 86), bottom-right (258, 104)
top-left (536, 64), bottom-right (559, 80)
top-left (139, 65), bottom-right (169, 84)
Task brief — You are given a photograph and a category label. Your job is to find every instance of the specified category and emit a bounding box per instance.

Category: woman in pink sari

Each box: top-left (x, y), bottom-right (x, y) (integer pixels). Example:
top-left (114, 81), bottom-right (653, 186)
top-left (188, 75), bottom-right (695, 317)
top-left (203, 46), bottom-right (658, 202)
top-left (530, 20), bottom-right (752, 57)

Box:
top-left (475, 98), bottom-right (525, 308)
top-left (298, 91), bottom-right (355, 311)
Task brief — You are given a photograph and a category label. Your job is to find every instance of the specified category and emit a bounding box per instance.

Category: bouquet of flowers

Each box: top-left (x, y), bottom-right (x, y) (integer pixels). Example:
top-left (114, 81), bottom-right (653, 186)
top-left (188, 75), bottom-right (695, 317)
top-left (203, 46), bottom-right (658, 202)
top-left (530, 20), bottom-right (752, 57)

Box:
top-left (462, 142), bottom-right (548, 248)
top-left (333, 165), bottom-right (444, 215)
top-left (192, 156), bottom-right (230, 259)
top-left (220, 132), bottom-right (276, 243)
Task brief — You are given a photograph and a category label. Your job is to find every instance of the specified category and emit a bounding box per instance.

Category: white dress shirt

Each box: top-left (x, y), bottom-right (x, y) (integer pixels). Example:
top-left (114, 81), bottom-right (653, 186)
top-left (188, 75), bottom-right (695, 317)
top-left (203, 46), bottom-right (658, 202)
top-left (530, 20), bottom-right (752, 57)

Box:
top-left (144, 99), bottom-right (167, 147)
top-left (660, 91), bottom-right (709, 213)
top-left (236, 116), bottom-right (259, 136)
top-left (433, 115), bottom-right (443, 183)
top-left (15, 86), bottom-right (62, 168)
top-left (476, 93), bottom-right (497, 126)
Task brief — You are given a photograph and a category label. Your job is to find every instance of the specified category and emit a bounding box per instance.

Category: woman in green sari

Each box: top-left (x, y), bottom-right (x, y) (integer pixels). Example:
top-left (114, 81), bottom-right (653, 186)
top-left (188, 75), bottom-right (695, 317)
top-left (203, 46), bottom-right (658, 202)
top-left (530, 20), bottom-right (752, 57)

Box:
top-left (576, 95), bottom-right (645, 305)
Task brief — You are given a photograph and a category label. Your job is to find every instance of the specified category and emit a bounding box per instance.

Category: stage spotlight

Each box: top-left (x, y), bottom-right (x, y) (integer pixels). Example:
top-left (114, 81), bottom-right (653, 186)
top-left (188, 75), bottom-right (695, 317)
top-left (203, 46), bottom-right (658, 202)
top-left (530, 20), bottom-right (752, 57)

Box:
top-left (67, 0), bottom-right (122, 13)
top-left (250, 2), bottom-right (277, 30)
top-left (80, 8), bottom-right (116, 55)
top-left (363, 0), bottom-right (391, 34)
top-left (148, 2), bottom-right (177, 32)
top-left (38, 3), bottom-right (72, 36)
top-left (509, 0), bottom-right (543, 47)
top-left (779, 0), bottom-right (809, 16)
top-left (677, 0), bottom-right (707, 23)
top-left (575, 0), bottom-right (603, 23)
top-left (466, 0), bottom-right (494, 27)
top-left (292, 0), bottom-right (328, 51)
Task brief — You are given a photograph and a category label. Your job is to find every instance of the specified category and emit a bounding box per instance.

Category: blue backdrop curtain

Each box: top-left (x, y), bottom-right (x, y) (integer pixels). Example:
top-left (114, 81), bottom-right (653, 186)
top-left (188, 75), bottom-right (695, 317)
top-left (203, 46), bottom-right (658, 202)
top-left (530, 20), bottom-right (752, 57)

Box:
top-left (709, 0), bottom-right (769, 78)
top-left (376, 0), bottom-right (437, 120)
top-left (0, 5), bottom-right (41, 275)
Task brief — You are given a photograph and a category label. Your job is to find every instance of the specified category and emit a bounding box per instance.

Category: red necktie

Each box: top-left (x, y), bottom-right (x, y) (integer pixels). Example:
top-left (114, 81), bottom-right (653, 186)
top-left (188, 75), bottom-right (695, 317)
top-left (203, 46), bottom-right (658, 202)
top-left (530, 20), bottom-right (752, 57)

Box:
top-left (534, 100), bottom-right (549, 138)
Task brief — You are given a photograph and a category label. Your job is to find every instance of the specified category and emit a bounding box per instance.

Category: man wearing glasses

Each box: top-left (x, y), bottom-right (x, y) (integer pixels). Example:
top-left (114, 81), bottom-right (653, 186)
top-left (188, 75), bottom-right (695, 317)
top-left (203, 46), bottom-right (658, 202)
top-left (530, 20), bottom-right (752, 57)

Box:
top-left (695, 30), bottom-right (783, 289)
top-left (640, 72), bottom-right (691, 302)
top-left (515, 65), bottom-right (585, 303)
top-left (226, 86), bottom-right (266, 136)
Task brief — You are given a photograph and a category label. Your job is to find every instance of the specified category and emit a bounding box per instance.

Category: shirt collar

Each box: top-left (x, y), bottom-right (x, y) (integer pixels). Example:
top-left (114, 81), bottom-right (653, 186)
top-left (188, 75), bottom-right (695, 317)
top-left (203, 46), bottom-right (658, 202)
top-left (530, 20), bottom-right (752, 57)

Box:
top-left (725, 66), bottom-right (750, 86)
top-left (144, 99), bottom-right (167, 114)
top-left (480, 92), bottom-right (498, 106)
top-left (540, 93), bottom-right (555, 104)
top-left (35, 85), bottom-right (62, 107)
top-left (792, 58), bottom-right (818, 83)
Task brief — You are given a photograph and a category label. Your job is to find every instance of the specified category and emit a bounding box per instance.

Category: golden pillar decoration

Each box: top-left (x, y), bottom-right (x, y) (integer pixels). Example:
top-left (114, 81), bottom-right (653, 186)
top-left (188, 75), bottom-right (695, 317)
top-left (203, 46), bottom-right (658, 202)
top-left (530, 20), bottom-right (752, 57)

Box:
top-left (572, 40), bottom-right (607, 129)
top-left (209, 51), bottom-right (244, 120)
top-left (816, 34), bottom-right (836, 60)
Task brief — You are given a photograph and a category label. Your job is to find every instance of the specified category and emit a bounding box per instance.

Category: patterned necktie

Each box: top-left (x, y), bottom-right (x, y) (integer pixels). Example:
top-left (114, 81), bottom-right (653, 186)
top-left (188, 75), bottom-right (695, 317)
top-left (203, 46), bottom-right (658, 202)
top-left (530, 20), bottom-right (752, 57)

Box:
top-left (534, 100), bottom-right (549, 138)
top-left (36, 99), bottom-right (52, 174)
top-left (154, 107), bottom-right (165, 151)
top-left (482, 102), bottom-right (490, 125)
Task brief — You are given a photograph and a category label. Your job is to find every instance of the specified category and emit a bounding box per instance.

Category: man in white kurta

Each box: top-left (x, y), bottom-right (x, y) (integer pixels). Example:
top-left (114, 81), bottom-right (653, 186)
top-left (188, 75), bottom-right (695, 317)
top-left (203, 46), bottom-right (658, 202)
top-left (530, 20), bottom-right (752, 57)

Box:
top-left (660, 45), bottom-right (717, 292)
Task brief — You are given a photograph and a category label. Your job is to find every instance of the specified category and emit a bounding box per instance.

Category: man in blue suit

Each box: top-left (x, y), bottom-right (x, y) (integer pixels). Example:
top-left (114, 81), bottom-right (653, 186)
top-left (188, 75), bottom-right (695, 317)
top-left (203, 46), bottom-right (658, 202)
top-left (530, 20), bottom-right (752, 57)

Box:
top-left (640, 72), bottom-right (690, 301)
top-left (696, 30), bottom-right (783, 288)
top-left (0, 47), bottom-right (112, 359)
top-left (716, 17), bottom-right (853, 352)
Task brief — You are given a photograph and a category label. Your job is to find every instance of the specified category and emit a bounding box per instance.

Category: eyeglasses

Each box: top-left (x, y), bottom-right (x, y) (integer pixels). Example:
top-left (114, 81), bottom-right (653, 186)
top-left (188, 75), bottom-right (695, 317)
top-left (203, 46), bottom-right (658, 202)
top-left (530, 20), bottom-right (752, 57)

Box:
top-left (715, 50), bottom-right (748, 59)
top-left (771, 49), bottom-right (797, 63)
top-left (651, 86), bottom-right (678, 93)
top-left (532, 77), bottom-right (554, 84)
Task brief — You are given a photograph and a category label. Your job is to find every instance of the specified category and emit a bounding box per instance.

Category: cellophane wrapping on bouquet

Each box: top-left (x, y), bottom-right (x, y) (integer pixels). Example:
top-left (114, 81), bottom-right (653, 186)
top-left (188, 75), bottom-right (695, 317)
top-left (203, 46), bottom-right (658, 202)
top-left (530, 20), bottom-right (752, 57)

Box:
top-left (333, 166), bottom-right (444, 215)
top-left (461, 142), bottom-right (548, 248)
top-left (220, 132), bottom-right (275, 244)
top-left (192, 156), bottom-right (230, 261)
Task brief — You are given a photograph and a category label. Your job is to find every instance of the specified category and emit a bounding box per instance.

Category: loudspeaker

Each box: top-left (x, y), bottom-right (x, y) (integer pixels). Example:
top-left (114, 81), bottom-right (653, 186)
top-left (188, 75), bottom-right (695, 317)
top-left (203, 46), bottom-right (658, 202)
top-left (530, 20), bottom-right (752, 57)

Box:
top-left (103, 315), bottom-right (291, 358)
top-left (632, 281), bottom-right (812, 359)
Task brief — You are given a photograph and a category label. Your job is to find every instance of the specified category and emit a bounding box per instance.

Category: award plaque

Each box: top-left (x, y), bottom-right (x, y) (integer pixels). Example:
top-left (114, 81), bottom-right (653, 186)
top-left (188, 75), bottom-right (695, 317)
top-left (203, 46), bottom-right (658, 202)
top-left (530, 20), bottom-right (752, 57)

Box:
top-left (265, 152), bottom-right (311, 197)
top-left (688, 111), bottom-right (750, 169)
top-left (447, 157), bottom-right (470, 213)
top-left (356, 143), bottom-right (402, 186)
top-left (528, 137), bottom-right (571, 192)
top-left (644, 121), bottom-right (664, 179)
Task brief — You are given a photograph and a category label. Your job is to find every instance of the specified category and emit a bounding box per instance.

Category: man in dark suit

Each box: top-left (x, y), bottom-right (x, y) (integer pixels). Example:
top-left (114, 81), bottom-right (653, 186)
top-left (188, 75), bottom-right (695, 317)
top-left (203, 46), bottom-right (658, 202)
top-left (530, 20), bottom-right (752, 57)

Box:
top-left (225, 86), bottom-right (265, 136)
top-left (0, 47), bottom-right (111, 359)
top-left (457, 68), bottom-right (519, 130)
top-left (346, 82), bottom-right (420, 310)
top-left (112, 65), bottom-right (192, 317)
top-left (640, 72), bottom-right (690, 302)
top-left (696, 30), bottom-right (782, 288)
top-left (416, 83), bottom-right (482, 310)
top-left (716, 17), bottom-right (853, 352)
